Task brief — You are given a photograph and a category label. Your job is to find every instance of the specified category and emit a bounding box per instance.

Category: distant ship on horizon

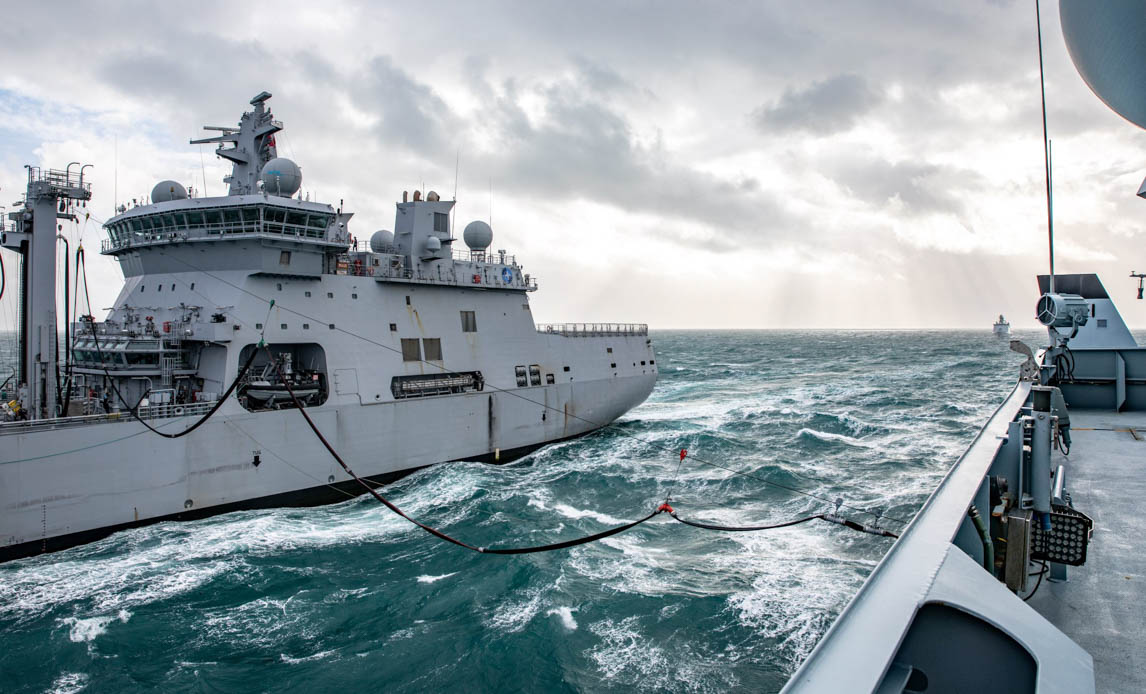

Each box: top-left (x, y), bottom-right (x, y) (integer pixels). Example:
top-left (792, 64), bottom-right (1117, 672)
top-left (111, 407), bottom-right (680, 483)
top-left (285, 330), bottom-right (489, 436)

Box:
top-left (993, 314), bottom-right (1010, 337)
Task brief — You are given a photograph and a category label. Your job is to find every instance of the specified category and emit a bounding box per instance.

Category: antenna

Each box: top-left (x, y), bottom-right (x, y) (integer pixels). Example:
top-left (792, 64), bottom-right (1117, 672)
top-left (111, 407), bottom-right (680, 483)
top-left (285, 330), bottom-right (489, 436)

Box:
top-left (199, 144), bottom-right (209, 197)
top-left (489, 176), bottom-right (493, 227)
top-left (452, 148), bottom-right (460, 235)
top-left (113, 134), bottom-right (118, 216)
top-left (1036, 0), bottom-right (1055, 293)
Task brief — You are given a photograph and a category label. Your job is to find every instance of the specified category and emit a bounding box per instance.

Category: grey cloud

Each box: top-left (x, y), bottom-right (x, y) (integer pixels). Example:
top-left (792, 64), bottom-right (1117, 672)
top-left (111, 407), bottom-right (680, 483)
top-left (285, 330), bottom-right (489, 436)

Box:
top-left (829, 152), bottom-right (984, 217)
top-left (753, 74), bottom-right (883, 135)
top-left (356, 56), bottom-right (459, 156)
top-left (471, 73), bottom-right (793, 246)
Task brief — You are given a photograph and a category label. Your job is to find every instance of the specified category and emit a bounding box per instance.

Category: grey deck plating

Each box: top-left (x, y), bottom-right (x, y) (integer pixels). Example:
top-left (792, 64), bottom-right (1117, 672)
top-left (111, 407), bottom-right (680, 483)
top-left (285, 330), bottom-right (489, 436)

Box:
top-left (1029, 410), bottom-right (1146, 694)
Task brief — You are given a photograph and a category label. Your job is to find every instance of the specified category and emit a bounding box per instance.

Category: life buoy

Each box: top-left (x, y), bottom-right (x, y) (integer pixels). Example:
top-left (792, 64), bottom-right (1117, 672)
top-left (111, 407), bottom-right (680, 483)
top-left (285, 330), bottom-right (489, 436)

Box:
top-left (472, 274), bottom-right (481, 284)
top-left (174, 406), bottom-right (185, 416)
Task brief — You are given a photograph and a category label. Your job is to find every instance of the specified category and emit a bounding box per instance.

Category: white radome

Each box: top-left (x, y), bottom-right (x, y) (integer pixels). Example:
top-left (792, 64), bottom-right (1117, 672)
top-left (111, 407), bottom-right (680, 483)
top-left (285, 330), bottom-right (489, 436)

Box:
top-left (260, 157), bottom-right (302, 196)
top-left (151, 180), bottom-right (188, 203)
top-left (463, 220), bottom-right (493, 250)
top-left (370, 229), bottom-right (395, 252)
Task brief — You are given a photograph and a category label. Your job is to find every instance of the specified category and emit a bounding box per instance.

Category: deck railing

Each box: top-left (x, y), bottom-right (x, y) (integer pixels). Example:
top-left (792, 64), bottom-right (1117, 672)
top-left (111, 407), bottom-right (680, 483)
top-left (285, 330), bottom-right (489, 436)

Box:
top-left (536, 323), bottom-right (648, 337)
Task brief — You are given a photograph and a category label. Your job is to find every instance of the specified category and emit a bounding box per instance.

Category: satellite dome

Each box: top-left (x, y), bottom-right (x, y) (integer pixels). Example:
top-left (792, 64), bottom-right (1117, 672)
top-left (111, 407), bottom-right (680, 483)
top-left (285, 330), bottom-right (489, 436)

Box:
top-left (370, 229), bottom-right (395, 251)
top-left (1061, 0), bottom-right (1146, 129)
top-left (260, 157), bottom-right (302, 196)
top-left (151, 180), bottom-right (188, 203)
top-left (463, 220), bottom-right (493, 250)
top-left (424, 236), bottom-right (442, 252)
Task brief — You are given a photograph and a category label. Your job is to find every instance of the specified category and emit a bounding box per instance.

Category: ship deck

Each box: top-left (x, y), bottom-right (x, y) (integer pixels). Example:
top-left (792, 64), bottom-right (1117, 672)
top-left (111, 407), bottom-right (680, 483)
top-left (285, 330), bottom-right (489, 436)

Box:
top-left (1030, 409), bottom-right (1146, 694)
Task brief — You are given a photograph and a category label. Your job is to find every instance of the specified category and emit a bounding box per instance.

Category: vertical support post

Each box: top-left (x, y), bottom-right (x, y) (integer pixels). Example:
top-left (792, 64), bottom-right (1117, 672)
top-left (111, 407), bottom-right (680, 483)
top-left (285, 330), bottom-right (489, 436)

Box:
top-left (26, 189), bottom-right (59, 419)
top-left (1030, 387), bottom-right (1053, 521)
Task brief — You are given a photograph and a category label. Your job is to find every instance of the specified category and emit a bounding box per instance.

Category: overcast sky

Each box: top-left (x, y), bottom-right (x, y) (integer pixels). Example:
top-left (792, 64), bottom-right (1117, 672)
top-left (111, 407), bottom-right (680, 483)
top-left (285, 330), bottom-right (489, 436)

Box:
top-left (1, 0), bottom-right (1144, 329)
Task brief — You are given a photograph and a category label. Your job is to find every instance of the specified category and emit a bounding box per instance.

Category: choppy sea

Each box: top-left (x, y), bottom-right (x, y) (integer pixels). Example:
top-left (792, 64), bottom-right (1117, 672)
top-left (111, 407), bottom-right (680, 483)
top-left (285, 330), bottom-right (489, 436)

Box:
top-left (0, 329), bottom-right (1073, 692)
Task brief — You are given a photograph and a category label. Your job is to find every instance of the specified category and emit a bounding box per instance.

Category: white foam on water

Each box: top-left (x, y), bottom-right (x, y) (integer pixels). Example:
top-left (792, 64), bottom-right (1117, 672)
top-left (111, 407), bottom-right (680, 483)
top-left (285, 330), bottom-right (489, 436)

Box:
top-left (795, 427), bottom-right (872, 448)
top-left (586, 616), bottom-right (738, 692)
top-left (546, 606), bottom-right (578, 631)
top-left (46, 672), bottom-right (89, 694)
top-left (60, 609), bottom-right (132, 644)
top-left (416, 572), bottom-right (457, 584)
top-left (280, 649), bottom-right (337, 664)
top-left (484, 586), bottom-right (546, 633)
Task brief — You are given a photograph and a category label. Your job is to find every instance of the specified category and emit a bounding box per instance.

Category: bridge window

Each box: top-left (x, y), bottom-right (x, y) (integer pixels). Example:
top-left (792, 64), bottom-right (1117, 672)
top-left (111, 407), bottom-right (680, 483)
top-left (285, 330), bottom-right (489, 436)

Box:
top-left (546, 374), bottom-right (555, 384)
top-left (280, 251), bottom-right (291, 265)
top-left (401, 338), bottom-right (421, 362)
top-left (423, 338), bottom-right (443, 361)
top-left (433, 212), bottom-right (449, 233)
top-left (515, 365), bottom-right (527, 387)
top-left (460, 311), bottom-right (477, 332)
top-left (529, 365), bottom-right (541, 386)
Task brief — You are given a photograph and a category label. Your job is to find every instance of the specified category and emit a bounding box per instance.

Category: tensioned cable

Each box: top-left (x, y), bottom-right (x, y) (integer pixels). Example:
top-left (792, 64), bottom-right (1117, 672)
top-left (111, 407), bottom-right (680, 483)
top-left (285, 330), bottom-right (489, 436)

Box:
top-left (76, 248), bottom-right (260, 438)
top-left (84, 211), bottom-right (909, 525)
top-left (267, 344), bottom-right (666, 554)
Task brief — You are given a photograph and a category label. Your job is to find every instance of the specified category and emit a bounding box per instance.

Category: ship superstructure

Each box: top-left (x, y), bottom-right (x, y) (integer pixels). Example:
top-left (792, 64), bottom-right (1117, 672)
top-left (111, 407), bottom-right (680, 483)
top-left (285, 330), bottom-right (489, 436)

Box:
top-left (994, 314), bottom-right (1010, 337)
top-left (0, 93), bottom-right (657, 561)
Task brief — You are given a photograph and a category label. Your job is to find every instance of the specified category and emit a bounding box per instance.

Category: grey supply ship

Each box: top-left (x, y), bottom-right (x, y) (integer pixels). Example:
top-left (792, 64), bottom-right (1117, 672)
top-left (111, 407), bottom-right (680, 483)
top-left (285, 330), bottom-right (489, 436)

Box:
top-left (0, 92), bottom-right (657, 561)
top-left (784, 2), bottom-right (1144, 692)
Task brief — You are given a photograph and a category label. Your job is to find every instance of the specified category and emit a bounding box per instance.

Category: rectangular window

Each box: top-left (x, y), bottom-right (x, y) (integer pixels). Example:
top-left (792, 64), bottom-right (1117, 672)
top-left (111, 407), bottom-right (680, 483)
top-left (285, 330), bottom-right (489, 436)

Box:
top-left (515, 365), bottom-right (528, 387)
top-left (329, 323), bottom-right (336, 329)
top-left (1097, 319), bottom-right (1108, 328)
top-left (460, 310), bottom-right (477, 332)
top-left (303, 324), bottom-right (310, 330)
top-left (190, 282), bottom-right (195, 290)
top-left (423, 338), bottom-right (443, 361)
top-left (352, 293), bottom-right (358, 299)
top-left (546, 374), bottom-right (555, 385)
top-left (563, 366), bottom-right (570, 372)
top-left (256, 323), bottom-right (263, 330)
top-left (406, 295), bottom-right (411, 305)
top-left (280, 251), bottom-right (291, 265)
top-left (281, 323), bottom-right (287, 330)
top-left (611, 362), bottom-right (616, 368)
top-left (433, 212), bottom-right (449, 233)
top-left (305, 291), bottom-right (311, 297)
top-left (327, 292), bottom-right (334, 298)
top-left (529, 365), bottom-right (541, 386)
top-left (401, 338), bottom-right (422, 362)
top-left (607, 347), bottom-right (613, 353)
top-left (389, 323), bottom-right (397, 332)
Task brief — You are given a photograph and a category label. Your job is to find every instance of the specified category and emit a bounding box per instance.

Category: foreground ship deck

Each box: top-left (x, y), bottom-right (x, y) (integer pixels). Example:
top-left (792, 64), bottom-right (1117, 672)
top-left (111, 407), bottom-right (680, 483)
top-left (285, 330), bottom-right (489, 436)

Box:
top-left (1028, 410), bottom-right (1146, 694)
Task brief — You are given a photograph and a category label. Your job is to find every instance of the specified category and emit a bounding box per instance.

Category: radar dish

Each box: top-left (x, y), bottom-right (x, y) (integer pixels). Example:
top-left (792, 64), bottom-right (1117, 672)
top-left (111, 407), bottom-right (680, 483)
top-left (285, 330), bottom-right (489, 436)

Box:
top-left (151, 180), bottom-right (188, 203)
top-left (260, 157), bottom-right (302, 196)
top-left (370, 229), bottom-right (395, 252)
top-left (1061, 0), bottom-right (1146, 129)
top-left (463, 220), bottom-right (493, 250)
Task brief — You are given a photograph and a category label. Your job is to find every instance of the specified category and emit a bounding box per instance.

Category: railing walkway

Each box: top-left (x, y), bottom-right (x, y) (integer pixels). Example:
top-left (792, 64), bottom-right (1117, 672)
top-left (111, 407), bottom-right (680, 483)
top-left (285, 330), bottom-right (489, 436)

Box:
top-left (0, 400), bottom-right (218, 434)
top-left (536, 323), bottom-right (648, 337)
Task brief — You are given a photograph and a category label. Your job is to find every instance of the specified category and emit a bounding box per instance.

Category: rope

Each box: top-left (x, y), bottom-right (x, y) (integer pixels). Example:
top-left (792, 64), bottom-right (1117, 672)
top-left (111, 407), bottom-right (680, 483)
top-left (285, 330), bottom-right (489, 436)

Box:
top-left (77, 254), bottom-right (260, 439)
top-left (267, 345), bottom-right (665, 554)
top-left (126, 244), bottom-right (908, 526)
top-left (669, 511), bottom-right (825, 532)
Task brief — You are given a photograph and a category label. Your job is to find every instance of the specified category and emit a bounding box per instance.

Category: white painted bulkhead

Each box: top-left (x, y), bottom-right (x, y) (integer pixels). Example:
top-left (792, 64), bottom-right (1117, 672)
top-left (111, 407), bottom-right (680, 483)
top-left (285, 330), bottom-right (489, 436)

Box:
top-left (1, 270), bottom-right (657, 551)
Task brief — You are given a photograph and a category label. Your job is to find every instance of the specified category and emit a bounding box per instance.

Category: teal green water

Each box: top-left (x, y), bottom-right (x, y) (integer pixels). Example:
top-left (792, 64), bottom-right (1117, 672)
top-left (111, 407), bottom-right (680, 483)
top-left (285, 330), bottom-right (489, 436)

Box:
top-left (1, 330), bottom-right (1041, 692)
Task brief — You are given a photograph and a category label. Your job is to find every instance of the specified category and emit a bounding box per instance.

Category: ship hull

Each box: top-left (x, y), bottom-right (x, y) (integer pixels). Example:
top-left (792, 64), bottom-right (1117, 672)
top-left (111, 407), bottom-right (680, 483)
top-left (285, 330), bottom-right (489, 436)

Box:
top-left (0, 370), bottom-right (655, 562)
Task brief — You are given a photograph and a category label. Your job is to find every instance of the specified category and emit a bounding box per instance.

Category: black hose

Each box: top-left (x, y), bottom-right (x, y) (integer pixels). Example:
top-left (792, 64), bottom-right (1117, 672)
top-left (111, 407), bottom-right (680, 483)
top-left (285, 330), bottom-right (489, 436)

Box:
top-left (268, 345), bottom-right (665, 554)
top-left (670, 512), bottom-right (824, 532)
top-left (1022, 560), bottom-right (1049, 602)
top-left (78, 255), bottom-right (258, 438)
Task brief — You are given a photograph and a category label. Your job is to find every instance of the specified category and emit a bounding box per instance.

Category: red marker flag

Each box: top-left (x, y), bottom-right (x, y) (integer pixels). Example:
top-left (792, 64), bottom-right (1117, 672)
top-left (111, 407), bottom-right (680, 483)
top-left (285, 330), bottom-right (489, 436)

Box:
top-left (680, 449), bottom-right (688, 461)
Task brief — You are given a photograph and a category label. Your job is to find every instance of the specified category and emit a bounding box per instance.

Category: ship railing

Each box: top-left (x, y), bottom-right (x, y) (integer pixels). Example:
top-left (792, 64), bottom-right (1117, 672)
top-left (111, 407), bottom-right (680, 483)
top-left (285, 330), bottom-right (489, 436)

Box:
top-left (27, 166), bottom-right (92, 194)
top-left (102, 221), bottom-right (338, 252)
top-left (536, 323), bottom-right (648, 337)
top-left (0, 400), bottom-right (219, 433)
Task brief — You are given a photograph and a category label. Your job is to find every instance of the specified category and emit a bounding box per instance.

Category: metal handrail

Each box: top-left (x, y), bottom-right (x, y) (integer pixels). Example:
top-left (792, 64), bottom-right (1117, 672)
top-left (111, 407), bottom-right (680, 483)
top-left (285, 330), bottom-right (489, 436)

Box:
top-left (536, 323), bottom-right (648, 336)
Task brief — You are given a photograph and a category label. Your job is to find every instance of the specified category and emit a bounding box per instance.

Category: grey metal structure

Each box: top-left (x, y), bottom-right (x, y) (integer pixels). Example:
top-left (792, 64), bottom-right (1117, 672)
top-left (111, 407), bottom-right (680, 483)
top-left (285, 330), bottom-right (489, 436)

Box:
top-left (0, 94), bottom-right (657, 561)
top-left (783, 3), bottom-right (1144, 691)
